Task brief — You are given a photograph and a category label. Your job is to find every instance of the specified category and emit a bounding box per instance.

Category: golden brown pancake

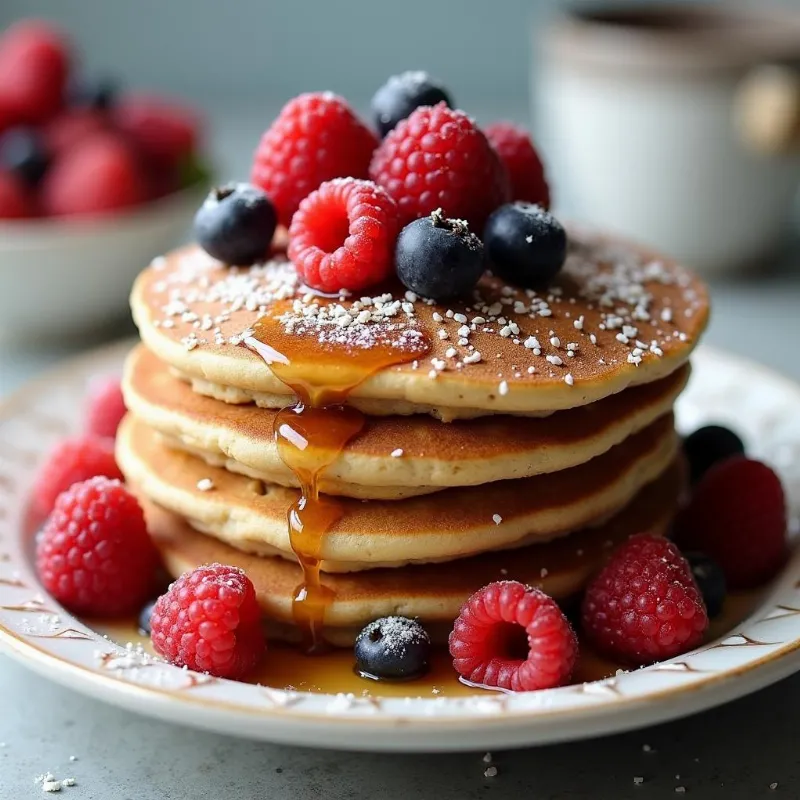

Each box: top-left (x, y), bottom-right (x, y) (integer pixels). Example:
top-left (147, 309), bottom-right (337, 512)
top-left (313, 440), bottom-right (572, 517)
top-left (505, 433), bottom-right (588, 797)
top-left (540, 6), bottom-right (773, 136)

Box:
top-left (144, 454), bottom-right (684, 645)
top-left (131, 228), bottom-right (708, 417)
top-left (124, 345), bottom-right (689, 499)
top-left (117, 412), bottom-right (679, 570)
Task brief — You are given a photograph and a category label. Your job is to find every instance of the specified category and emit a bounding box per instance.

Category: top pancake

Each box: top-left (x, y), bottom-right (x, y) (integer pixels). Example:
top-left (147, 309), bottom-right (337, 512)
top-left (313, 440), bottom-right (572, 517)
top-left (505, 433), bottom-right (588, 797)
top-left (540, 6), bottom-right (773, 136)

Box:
top-left (131, 227), bottom-right (709, 416)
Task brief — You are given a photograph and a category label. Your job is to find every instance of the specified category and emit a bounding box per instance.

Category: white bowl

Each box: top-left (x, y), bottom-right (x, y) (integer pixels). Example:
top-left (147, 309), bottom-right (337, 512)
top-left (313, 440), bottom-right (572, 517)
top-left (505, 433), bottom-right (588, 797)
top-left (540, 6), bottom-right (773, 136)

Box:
top-left (0, 184), bottom-right (207, 342)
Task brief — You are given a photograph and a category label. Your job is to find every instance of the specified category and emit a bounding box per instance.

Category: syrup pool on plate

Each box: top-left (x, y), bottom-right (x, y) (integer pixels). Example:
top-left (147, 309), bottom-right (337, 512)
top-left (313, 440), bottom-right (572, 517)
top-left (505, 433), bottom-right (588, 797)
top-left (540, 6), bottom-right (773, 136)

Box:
top-left (89, 591), bottom-right (760, 698)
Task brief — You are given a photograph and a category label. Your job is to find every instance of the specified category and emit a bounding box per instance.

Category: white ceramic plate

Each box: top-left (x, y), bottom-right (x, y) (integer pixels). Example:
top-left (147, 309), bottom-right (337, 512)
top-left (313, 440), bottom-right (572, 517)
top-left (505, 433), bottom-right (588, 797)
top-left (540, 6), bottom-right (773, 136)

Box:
top-left (1, 342), bottom-right (799, 752)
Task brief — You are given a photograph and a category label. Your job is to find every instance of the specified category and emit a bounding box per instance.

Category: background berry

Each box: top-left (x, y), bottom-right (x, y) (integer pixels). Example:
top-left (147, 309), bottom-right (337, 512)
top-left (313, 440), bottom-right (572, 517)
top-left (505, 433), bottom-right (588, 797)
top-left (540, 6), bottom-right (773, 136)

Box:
top-left (68, 75), bottom-right (118, 112)
top-left (0, 21), bottom-right (70, 125)
top-left (0, 170), bottom-right (35, 218)
top-left (115, 94), bottom-right (200, 169)
top-left (0, 126), bottom-right (50, 185)
top-left (43, 109), bottom-right (109, 157)
top-left (41, 133), bottom-right (145, 217)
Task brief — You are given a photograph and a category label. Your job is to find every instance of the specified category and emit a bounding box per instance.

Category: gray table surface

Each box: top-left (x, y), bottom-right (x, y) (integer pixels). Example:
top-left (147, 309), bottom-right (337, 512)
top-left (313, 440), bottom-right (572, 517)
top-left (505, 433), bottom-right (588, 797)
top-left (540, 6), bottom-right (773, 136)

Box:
top-left (1, 111), bottom-right (799, 797)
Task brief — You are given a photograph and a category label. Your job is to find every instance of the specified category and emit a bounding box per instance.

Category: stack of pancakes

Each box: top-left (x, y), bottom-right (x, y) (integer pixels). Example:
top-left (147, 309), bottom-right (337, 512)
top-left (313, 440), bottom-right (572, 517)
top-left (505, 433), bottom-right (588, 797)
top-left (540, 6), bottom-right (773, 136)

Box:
top-left (118, 228), bottom-right (709, 645)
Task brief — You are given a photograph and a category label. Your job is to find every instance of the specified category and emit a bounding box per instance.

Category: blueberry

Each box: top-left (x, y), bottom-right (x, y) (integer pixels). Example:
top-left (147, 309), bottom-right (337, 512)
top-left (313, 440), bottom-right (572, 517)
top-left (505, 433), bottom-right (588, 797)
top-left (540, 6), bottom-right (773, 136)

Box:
top-left (138, 599), bottom-right (157, 636)
top-left (683, 425), bottom-right (745, 485)
top-left (194, 183), bottom-right (277, 266)
top-left (0, 127), bottom-right (50, 186)
top-left (395, 210), bottom-right (485, 301)
top-left (483, 202), bottom-right (567, 288)
top-left (371, 71), bottom-right (452, 137)
top-left (354, 616), bottom-right (431, 680)
top-left (684, 552), bottom-right (727, 618)
top-left (68, 76), bottom-right (118, 111)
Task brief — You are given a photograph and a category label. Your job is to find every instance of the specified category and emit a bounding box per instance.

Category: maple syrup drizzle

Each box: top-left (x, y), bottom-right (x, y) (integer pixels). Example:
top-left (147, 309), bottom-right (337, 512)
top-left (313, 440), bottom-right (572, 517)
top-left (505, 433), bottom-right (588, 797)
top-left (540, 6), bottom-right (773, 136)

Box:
top-left (243, 307), bottom-right (430, 654)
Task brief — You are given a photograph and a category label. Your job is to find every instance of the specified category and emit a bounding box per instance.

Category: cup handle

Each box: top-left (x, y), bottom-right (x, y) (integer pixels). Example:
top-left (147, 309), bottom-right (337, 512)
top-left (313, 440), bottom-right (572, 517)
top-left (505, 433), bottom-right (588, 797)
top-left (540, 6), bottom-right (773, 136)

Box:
top-left (734, 63), bottom-right (800, 155)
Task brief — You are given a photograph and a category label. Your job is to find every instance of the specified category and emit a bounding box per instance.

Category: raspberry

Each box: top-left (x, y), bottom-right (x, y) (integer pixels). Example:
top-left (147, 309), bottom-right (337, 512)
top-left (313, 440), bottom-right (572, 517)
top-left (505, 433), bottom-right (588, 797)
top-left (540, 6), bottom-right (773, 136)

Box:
top-left (369, 103), bottom-right (510, 229)
top-left (150, 563), bottom-right (266, 679)
top-left (115, 94), bottom-right (200, 168)
top-left (0, 170), bottom-right (35, 218)
top-left (485, 122), bottom-right (550, 208)
top-left (582, 534), bottom-right (708, 666)
top-left (85, 376), bottom-right (126, 439)
top-left (251, 92), bottom-right (378, 227)
top-left (34, 436), bottom-right (123, 517)
top-left (0, 21), bottom-right (70, 125)
top-left (43, 109), bottom-right (109, 156)
top-left (288, 178), bottom-right (398, 292)
top-left (449, 581), bottom-right (577, 692)
top-left (41, 133), bottom-right (145, 217)
top-left (676, 457), bottom-right (787, 589)
top-left (36, 477), bottom-right (159, 616)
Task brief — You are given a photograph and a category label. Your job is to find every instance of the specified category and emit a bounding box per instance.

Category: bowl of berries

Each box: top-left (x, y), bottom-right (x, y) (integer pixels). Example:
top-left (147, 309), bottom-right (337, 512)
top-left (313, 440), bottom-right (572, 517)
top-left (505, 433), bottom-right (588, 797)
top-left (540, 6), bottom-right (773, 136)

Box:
top-left (0, 20), bottom-right (210, 341)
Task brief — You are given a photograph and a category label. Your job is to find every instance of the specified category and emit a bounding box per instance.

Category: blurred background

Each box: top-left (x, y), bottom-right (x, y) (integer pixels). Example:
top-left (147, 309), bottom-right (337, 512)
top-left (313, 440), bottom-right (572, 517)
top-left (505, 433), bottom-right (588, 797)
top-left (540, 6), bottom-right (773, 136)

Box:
top-left (1, 0), bottom-right (799, 383)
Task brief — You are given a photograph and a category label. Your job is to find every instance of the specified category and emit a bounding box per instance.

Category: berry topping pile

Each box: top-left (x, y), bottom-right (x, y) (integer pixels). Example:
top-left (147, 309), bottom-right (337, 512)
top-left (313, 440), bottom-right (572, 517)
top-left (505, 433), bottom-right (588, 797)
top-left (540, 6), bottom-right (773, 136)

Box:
top-left (150, 563), bottom-right (266, 679)
top-left (189, 72), bottom-right (567, 296)
top-left (449, 581), bottom-right (578, 691)
top-left (288, 178), bottom-right (399, 292)
top-left (354, 616), bottom-right (431, 680)
top-left (36, 477), bottom-right (159, 616)
top-left (581, 534), bottom-right (708, 665)
top-left (0, 18), bottom-right (207, 219)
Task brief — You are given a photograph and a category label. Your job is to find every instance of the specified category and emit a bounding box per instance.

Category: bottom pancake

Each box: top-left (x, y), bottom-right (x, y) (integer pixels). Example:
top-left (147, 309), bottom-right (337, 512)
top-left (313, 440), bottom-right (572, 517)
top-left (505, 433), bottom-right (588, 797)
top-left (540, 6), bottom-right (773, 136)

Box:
top-left (144, 455), bottom-right (685, 646)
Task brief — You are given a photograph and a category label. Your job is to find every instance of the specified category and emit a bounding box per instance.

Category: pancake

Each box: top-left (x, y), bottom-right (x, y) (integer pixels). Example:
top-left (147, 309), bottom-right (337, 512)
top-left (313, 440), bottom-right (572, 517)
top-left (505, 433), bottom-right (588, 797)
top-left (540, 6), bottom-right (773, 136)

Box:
top-left (124, 345), bottom-right (689, 498)
top-left (117, 412), bottom-right (680, 570)
top-left (144, 454), bottom-right (684, 645)
top-left (131, 227), bottom-right (708, 418)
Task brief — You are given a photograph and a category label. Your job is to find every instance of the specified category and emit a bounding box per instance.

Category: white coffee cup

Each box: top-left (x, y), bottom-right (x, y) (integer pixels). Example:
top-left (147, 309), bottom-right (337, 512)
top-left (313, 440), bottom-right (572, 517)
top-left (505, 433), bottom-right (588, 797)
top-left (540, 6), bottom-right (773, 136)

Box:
top-left (535, 3), bottom-right (800, 276)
